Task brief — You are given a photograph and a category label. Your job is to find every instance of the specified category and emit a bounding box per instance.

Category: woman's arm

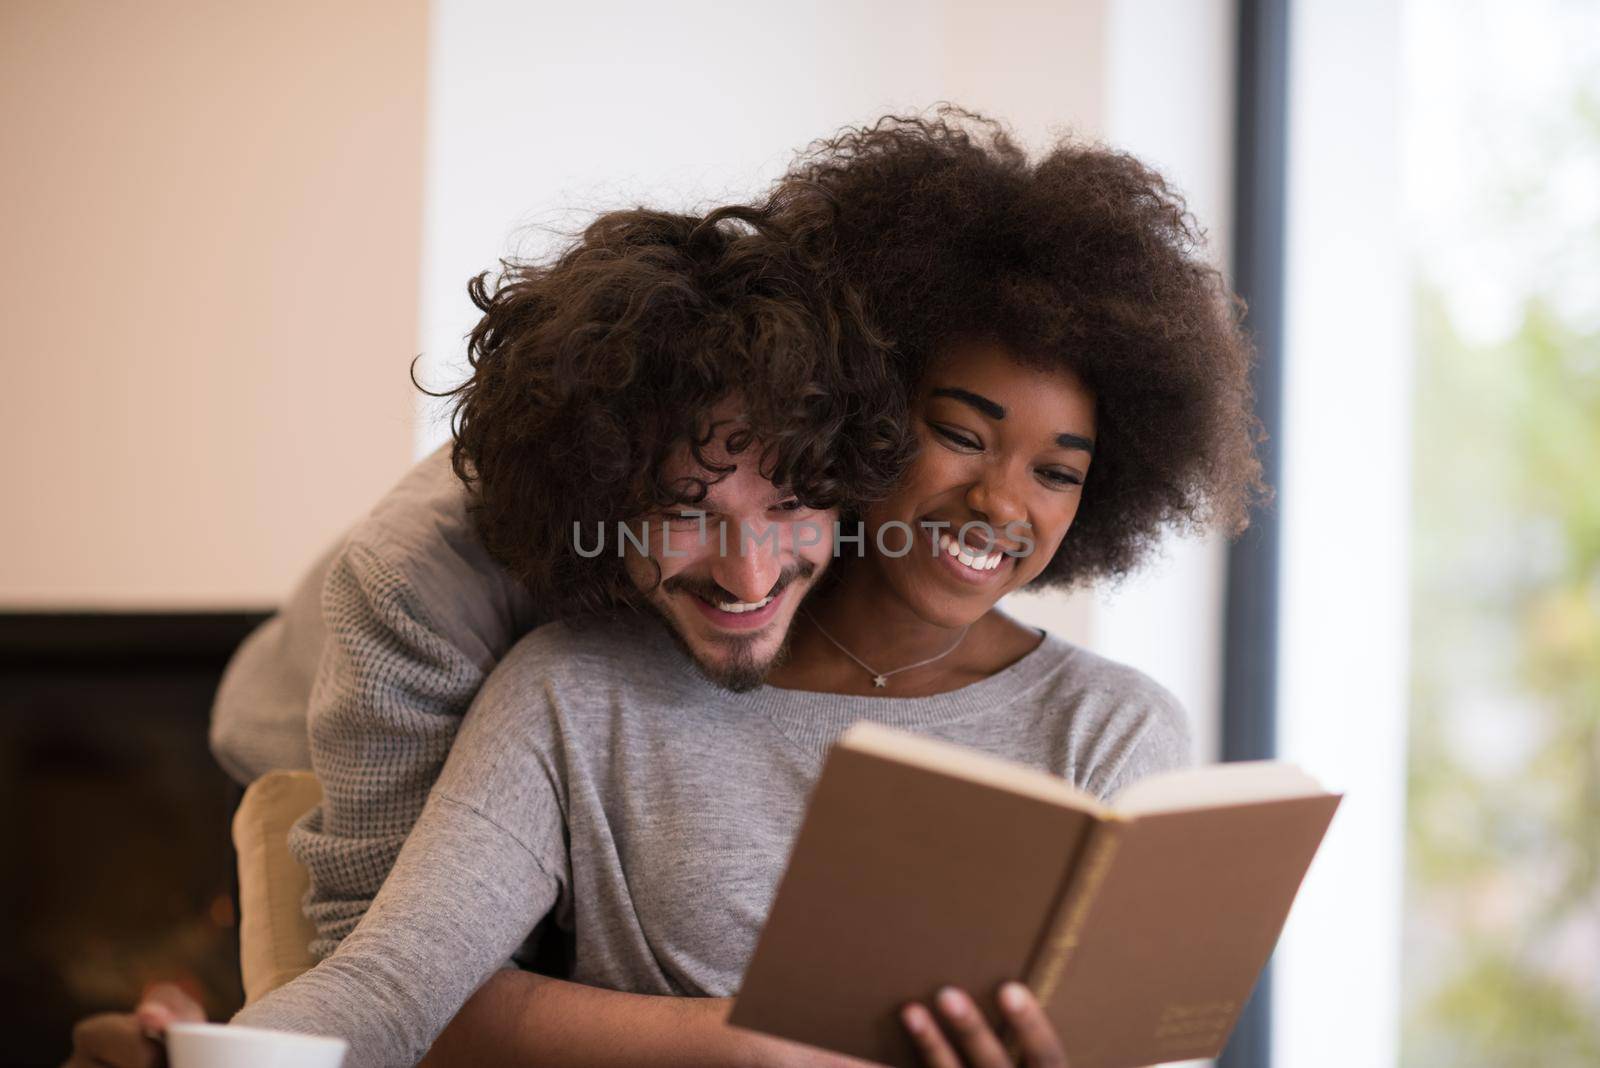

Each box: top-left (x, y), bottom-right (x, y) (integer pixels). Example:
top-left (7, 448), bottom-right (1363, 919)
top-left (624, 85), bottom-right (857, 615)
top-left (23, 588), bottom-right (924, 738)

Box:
top-left (231, 791), bottom-right (560, 1068)
top-left (233, 639), bottom-right (571, 1068)
top-left (422, 972), bottom-right (741, 1068)
top-left (423, 970), bottom-right (876, 1068)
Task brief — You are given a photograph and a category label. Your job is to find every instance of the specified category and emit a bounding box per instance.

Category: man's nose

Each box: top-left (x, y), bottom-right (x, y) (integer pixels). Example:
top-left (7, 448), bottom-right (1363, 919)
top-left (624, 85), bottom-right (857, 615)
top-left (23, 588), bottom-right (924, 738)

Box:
top-left (709, 521), bottom-right (785, 603)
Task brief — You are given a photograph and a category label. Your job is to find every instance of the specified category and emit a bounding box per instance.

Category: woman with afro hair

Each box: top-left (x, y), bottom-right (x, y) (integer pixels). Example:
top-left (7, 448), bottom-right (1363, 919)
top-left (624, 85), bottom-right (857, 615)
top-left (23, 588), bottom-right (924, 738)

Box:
top-left (744, 108), bottom-right (1269, 1062)
top-left (775, 105), bottom-right (1264, 617)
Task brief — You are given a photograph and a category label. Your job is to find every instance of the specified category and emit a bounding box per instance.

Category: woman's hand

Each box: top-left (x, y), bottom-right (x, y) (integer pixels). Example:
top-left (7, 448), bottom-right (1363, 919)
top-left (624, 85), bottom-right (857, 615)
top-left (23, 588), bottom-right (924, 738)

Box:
top-left (900, 983), bottom-right (1065, 1068)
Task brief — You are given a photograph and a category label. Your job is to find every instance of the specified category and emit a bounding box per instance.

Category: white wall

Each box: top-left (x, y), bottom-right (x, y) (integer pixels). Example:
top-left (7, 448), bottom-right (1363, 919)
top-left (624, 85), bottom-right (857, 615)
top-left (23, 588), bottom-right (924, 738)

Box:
top-left (1095, 0), bottom-right (1236, 764)
top-left (1274, 0), bottom-right (1411, 1065)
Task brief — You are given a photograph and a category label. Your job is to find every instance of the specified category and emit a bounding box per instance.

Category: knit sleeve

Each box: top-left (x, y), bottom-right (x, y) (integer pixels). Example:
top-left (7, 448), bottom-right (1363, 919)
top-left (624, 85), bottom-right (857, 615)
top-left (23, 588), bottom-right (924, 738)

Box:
top-left (286, 540), bottom-right (493, 960)
top-left (207, 541), bottom-right (332, 783)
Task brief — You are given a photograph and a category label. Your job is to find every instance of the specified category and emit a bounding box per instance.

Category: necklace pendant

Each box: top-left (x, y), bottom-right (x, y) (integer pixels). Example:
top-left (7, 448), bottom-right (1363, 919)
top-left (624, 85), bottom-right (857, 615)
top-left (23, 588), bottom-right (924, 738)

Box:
top-left (872, 674), bottom-right (888, 688)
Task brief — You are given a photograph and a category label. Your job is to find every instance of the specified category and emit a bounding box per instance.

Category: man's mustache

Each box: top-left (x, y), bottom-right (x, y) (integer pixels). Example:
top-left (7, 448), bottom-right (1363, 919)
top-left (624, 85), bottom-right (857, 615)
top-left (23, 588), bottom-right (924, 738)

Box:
top-left (662, 558), bottom-right (817, 604)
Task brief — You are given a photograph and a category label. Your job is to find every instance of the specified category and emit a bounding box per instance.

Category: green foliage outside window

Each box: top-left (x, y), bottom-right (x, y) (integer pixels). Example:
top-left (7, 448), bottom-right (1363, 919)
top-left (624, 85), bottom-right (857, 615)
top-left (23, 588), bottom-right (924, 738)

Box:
top-left (1402, 8), bottom-right (1600, 1057)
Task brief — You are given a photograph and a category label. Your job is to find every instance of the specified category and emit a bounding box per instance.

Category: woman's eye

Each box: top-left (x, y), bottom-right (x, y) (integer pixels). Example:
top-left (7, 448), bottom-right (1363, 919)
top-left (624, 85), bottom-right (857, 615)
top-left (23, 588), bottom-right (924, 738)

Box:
top-left (930, 424), bottom-right (981, 450)
top-left (772, 498), bottom-right (805, 513)
top-left (663, 510), bottom-right (706, 527)
top-left (1039, 468), bottom-right (1084, 488)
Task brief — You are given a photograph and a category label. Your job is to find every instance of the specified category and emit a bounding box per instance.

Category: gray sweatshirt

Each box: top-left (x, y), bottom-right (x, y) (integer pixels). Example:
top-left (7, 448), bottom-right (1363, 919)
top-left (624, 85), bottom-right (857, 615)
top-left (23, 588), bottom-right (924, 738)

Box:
top-left (233, 611), bottom-right (1191, 1067)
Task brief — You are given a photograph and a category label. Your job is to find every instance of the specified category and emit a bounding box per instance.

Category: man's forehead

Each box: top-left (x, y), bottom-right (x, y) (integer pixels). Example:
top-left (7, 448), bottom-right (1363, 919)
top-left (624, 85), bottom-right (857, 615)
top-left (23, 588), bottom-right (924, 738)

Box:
top-left (668, 425), bottom-right (750, 470)
top-left (656, 397), bottom-right (799, 503)
top-left (664, 452), bottom-right (788, 506)
top-left (662, 416), bottom-right (767, 480)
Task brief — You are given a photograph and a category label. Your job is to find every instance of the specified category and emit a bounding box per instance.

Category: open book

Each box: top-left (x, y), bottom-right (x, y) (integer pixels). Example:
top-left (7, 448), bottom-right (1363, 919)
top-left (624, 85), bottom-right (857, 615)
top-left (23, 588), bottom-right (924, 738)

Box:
top-left (729, 722), bottom-right (1340, 1068)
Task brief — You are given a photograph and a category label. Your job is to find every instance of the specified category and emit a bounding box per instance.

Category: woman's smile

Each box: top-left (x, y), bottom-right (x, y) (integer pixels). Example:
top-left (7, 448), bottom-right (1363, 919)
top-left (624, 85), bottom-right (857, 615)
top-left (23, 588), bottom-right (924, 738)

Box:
top-left (927, 526), bottom-right (1012, 583)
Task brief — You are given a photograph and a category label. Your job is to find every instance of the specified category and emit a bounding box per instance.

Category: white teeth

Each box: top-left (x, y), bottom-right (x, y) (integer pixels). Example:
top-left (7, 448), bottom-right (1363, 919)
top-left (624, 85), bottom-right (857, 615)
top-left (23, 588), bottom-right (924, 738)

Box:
top-left (937, 532), bottom-right (1003, 573)
top-left (714, 594), bottom-right (774, 614)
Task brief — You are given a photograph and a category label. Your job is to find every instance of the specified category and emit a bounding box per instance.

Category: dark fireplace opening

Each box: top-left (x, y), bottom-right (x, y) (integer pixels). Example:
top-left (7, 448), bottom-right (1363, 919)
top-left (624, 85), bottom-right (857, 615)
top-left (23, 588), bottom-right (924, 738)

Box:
top-left (1, 612), bottom-right (268, 1066)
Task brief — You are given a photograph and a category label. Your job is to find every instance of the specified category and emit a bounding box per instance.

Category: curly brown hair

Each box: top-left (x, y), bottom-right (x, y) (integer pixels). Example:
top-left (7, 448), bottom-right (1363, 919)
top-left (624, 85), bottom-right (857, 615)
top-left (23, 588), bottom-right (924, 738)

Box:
top-left (774, 107), bottom-right (1269, 587)
top-left (442, 204), bottom-right (914, 617)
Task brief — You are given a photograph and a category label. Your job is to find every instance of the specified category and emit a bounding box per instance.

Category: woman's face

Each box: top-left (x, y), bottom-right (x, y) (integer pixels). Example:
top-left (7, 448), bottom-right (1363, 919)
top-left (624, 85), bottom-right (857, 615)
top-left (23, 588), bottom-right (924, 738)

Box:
top-left (861, 338), bottom-right (1097, 627)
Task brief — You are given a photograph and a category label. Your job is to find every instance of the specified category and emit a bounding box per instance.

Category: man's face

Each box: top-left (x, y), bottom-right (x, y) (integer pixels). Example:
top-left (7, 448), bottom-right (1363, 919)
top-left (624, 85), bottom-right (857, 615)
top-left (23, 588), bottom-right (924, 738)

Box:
top-left (623, 416), bottom-right (836, 691)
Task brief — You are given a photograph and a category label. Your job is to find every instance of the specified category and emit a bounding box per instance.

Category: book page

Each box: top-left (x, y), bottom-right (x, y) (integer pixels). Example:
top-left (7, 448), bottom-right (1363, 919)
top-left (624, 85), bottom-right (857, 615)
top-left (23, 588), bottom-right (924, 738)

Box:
top-left (1111, 760), bottom-right (1326, 816)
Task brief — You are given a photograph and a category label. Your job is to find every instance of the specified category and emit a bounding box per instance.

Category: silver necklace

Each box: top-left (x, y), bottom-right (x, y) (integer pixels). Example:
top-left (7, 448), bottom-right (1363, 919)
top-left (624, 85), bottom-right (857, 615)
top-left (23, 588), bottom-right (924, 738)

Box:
top-left (802, 609), bottom-right (972, 689)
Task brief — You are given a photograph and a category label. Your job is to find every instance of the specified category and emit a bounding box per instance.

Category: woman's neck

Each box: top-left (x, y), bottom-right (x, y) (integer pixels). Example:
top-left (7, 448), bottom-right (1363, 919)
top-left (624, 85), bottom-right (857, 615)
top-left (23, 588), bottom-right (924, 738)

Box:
top-left (766, 557), bottom-right (1038, 697)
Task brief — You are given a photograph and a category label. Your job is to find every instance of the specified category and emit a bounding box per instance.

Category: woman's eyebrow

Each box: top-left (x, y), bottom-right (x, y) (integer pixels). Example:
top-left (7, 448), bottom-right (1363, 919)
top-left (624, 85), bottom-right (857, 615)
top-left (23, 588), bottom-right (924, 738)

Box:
top-left (1056, 432), bottom-right (1096, 456)
top-left (930, 386), bottom-right (1005, 419)
top-left (933, 386), bottom-right (1096, 455)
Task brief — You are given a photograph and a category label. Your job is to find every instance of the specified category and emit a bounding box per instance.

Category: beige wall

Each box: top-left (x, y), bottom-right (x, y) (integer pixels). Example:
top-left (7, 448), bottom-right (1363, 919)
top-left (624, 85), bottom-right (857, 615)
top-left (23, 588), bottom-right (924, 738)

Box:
top-left (0, 0), bottom-right (427, 608)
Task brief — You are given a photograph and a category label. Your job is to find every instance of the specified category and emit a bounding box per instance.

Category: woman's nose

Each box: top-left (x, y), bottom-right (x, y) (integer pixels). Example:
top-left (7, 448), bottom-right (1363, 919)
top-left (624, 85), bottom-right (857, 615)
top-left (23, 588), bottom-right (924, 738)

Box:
top-left (964, 471), bottom-right (1027, 533)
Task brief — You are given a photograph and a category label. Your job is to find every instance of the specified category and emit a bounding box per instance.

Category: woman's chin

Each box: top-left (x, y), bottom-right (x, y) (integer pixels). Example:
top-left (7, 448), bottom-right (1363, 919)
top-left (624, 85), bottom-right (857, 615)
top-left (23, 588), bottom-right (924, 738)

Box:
top-left (886, 551), bottom-right (1014, 629)
top-left (900, 587), bottom-right (1001, 631)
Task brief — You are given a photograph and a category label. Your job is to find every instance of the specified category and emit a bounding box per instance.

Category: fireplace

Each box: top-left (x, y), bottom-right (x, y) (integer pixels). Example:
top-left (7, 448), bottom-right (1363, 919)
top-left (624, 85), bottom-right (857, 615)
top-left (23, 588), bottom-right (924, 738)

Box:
top-left (0, 612), bottom-right (268, 1066)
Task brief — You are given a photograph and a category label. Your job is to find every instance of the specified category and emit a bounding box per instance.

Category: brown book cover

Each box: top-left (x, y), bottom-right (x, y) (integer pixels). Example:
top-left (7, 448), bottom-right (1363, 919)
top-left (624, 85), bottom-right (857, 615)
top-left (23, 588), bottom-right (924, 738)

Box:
top-left (728, 723), bottom-right (1341, 1068)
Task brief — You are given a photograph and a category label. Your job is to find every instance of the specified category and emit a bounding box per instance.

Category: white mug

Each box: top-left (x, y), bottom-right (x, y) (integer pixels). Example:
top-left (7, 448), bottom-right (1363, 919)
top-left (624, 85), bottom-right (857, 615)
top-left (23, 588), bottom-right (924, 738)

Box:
top-left (165, 1022), bottom-right (347, 1068)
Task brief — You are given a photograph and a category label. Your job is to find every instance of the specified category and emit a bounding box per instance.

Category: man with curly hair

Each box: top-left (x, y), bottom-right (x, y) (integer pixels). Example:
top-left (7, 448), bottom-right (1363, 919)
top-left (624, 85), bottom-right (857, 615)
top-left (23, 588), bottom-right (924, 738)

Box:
top-left (67, 202), bottom-right (912, 1067)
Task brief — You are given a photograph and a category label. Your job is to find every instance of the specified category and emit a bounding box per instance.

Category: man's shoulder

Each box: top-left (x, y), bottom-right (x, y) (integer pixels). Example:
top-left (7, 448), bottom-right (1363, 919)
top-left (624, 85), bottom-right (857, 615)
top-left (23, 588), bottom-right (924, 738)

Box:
top-left (333, 446), bottom-right (541, 662)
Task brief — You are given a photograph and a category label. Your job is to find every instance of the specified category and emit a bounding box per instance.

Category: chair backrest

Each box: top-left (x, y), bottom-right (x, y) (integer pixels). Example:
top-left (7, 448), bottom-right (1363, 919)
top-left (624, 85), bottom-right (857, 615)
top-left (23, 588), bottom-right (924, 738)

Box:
top-left (232, 770), bottom-right (322, 1005)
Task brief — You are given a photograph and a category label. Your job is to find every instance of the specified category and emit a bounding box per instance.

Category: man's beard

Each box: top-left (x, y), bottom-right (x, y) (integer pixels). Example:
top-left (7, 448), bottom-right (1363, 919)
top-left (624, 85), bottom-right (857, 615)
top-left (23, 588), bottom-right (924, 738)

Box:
top-left (648, 561), bottom-right (812, 692)
top-left (663, 623), bottom-right (793, 693)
